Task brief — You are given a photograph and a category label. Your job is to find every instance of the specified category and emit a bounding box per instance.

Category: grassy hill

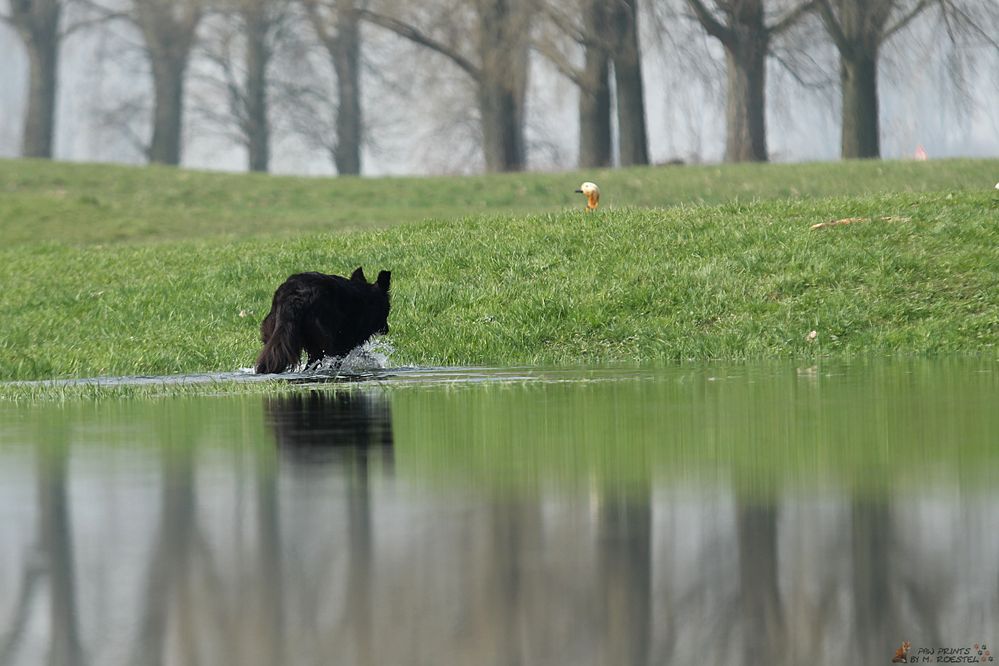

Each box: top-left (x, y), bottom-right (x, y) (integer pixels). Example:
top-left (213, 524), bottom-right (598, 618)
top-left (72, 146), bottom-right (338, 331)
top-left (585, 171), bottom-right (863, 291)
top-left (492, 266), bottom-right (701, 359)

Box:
top-left (0, 157), bottom-right (997, 384)
top-left (2, 157), bottom-right (995, 245)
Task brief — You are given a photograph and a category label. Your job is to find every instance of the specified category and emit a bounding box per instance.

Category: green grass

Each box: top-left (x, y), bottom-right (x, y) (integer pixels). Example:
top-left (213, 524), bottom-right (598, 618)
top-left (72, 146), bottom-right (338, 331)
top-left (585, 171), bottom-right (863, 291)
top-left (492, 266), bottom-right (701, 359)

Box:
top-left (0, 377), bottom-right (294, 403)
top-left (1, 158), bottom-right (998, 395)
top-left (2, 157), bottom-right (995, 246)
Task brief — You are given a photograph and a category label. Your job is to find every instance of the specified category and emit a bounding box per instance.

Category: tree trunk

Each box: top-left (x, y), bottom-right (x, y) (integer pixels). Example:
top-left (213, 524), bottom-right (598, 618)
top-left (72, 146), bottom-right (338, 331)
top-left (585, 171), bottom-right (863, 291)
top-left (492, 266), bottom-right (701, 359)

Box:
top-left (21, 35), bottom-right (60, 159)
top-left (478, 81), bottom-right (525, 172)
top-left (135, 1), bottom-right (200, 167)
top-left (332, 3), bottom-right (362, 175)
top-left (840, 49), bottom-right (880, 158)
top-left (245, 11), bottom-right (270, 173)
top-left (148, 54), bottom-right (187, 165)
top-left (723, 40), bottom-right (768, 162)
top-left (609, 0), bottom-right (648, 166)
top-left (12, 0), bottom-right (62, 159)
top-left (578, 0), bottom-right (611, 168)
top-left (477, 0), bottom-right (528, 172)
top-left (578, 59), bottom-right (611, 168)
top-left (815, 0), bottom-right (904, 160)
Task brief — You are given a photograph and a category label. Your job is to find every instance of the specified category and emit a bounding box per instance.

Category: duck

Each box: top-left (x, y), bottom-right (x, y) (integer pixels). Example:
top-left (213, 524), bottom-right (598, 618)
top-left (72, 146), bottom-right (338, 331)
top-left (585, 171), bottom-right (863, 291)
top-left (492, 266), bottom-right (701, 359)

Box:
top-left (574, 181), bottom-right (600, 211)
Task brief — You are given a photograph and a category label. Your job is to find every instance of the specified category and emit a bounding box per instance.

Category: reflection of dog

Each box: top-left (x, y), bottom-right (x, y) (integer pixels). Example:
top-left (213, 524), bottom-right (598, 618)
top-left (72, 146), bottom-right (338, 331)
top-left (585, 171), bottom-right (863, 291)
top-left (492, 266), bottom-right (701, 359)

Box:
top-left (265, 391), bottom-right (393, 465)
top-left (892, 641), bottom-right (911, 663)
top-left (256, 267), bottom-right (391, 374)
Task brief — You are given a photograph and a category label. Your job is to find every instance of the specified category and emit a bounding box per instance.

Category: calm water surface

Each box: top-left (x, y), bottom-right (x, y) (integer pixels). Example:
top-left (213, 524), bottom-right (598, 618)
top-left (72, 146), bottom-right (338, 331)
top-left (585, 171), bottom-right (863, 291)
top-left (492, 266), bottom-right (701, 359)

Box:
top-left (1, 359), bottom-right (997, 666)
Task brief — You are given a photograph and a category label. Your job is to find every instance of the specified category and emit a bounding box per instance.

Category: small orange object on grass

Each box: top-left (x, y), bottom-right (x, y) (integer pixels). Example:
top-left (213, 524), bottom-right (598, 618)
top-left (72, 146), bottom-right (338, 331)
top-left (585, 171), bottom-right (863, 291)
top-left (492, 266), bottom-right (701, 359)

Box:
top-left (575, 182), bottom-right (600, 211)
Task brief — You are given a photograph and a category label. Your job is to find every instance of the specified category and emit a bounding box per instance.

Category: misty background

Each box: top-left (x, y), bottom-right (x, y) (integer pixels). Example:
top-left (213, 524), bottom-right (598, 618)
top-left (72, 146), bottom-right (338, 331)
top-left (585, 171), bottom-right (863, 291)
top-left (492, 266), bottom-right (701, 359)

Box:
top-left (1, 0), bottom-right (997, 178)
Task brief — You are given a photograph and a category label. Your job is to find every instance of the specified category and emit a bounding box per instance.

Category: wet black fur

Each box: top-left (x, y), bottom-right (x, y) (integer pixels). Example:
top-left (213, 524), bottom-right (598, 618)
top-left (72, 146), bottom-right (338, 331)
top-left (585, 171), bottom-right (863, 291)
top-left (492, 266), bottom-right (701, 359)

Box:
top-left (255, 267), bottom-right (391, 374)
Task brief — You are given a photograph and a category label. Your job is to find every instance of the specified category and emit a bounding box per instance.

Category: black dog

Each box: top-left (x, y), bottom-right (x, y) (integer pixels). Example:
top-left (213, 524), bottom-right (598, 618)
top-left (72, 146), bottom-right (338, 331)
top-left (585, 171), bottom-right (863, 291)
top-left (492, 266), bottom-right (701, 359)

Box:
top-left (255, 267), bottom-right (391, 374)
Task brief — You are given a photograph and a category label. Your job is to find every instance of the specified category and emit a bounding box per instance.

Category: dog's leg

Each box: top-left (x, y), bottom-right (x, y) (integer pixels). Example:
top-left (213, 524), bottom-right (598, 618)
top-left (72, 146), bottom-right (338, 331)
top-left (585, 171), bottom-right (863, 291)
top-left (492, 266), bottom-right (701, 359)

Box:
top-left (306, 318), bottom-right (339, 374)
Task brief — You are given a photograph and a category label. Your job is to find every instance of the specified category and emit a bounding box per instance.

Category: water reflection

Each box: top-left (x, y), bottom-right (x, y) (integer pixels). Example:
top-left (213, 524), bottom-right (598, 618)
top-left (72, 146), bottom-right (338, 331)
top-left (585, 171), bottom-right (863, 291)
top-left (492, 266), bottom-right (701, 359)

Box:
top-left (0, 360), bottom-right (997, 666)
top-left (266, 390), bottom-right (394, 463)
top-left (265, 390), bottom-right (393, 666)
top-left (1, 434), bottom-right (86, 666)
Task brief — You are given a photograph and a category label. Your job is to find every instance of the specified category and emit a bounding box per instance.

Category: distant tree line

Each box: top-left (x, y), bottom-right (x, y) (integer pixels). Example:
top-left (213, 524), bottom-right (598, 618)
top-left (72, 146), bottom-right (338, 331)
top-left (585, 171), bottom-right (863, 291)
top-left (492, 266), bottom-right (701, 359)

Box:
top-left (2, 0), bottom-right (996, 174)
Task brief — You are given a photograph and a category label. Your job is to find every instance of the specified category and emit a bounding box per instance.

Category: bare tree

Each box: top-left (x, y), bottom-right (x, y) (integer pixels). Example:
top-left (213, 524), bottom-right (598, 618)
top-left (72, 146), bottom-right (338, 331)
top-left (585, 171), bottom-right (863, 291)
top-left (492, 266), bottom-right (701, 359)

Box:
top-left (360, 0), bottom-right (533, 172)
top-left (196, 0), bottom-right (293, 172)
top-left (2, 0), bottom-right (111, 158)
top-left (240, 0), bottom-right (287, 171)
top-left (683, 0), bottom-right (814, 162)
top-left (119, 0), bottom-right (204, 164)
top-left (3, 0), bottom-right (63, 157)
top-left (533, 0), bottom-right (612, 167)
top-left (302, 0), bottom-right (363, 174)
top-left (815, 0), bottom-right (923, 158)
top-left (579, 0), bottom-right (611, 168)
top-left (534, 0), bottom-right (648, 168)
top-left (814, 0), bottom-right (996, 159)
top-left (609, 0), bottom-right (649, 166)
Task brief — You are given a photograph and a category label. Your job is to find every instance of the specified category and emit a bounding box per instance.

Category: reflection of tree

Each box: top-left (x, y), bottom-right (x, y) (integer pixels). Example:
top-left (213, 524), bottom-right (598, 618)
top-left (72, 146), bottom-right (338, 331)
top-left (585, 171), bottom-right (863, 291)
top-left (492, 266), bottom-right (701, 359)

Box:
top-left (736, 502), bottom-right (783, 666)
top-left (9, 386), bottom-right (999, 666)
top-left (344, 423), bottom-right (374, 666)
top-left (598, 491), bottom-right (652, 666)
top-left (265, 389), bottom-right (393, 665)
top-left (255, 449), bottom-right (285, 666)
top-left (0, 560), bottom-right (41, 664)
top-left (0, 431), bottom-right (85, 666)
top-left (489, 504), bottom-right (527, 666)
top-left (40, 446), bottom-right (85, 666)
top-left (127, 429), bottom-right (290, 665)
top-left (850, 501), bottom-right (897, 663)
top-left (130, 451), bottom-right (196, 666)
top-left (781, 499), bottom-right (840, 665)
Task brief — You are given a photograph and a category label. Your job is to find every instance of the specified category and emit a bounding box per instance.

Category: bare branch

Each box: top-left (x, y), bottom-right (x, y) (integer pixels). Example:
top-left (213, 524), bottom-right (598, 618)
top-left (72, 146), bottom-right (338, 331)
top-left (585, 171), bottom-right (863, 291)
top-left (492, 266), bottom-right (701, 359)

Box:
top-left (883, 0), bottom-right (934, 42)
top-left (530, 39), bottom-right (584, 87)
top-left (685, 0), bottom-right (733, 44)
top-left (198, 47), bottom-right (248, 126)
top-left (814, 0), bottom-right (851, 53)
top-left (300, 0), bottom-right (332, 49)
top-left (937, 0), bottom-right (999, 49)
top-left (769, 0), bottom-right (816, 37)
top-left (60, 10), bottom-right (128, 38)
top-left (357, 8), bottom-right (481, 81)
top-left (97, 96), bottom-right (151, 160)
top-left (535, 0), bottom-right (587, 46)
top-left (769, 48), bottom-right (831, 90)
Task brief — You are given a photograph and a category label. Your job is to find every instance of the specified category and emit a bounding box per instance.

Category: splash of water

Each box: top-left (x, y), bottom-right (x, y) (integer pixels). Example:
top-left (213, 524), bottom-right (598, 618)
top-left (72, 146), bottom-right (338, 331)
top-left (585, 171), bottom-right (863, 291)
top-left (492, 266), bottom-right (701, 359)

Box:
top-left (311, 338), bottom-right (395, 375)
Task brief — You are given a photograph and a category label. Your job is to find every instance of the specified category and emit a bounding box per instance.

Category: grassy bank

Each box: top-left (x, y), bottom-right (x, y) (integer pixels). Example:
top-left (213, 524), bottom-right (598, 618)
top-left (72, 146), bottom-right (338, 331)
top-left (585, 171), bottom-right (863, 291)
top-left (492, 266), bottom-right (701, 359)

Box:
top-left (2, 165), bottom-right (997, 390)
top-left (2, 157), bottom-right (995, 246)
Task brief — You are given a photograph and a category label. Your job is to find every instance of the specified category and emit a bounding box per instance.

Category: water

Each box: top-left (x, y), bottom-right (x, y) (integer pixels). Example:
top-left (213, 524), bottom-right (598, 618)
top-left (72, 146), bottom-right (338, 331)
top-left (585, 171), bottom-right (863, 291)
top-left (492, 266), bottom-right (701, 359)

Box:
top-left (0, 358), bottom-right (997, 666)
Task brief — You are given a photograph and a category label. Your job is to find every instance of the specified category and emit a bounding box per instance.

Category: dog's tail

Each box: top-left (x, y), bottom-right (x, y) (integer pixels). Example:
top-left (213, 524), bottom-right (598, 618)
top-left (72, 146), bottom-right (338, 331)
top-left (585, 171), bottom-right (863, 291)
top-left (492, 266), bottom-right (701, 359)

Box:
top-left (255, 290), bottom-right (309, 374)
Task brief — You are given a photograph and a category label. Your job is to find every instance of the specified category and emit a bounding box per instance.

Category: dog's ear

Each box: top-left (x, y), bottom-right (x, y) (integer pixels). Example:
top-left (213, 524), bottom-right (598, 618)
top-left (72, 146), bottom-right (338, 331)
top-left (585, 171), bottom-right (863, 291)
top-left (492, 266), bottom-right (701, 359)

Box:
top-left (350, 266), bottom-right (367, 283)
top-left (376, 270), bottom-right (391, 292)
